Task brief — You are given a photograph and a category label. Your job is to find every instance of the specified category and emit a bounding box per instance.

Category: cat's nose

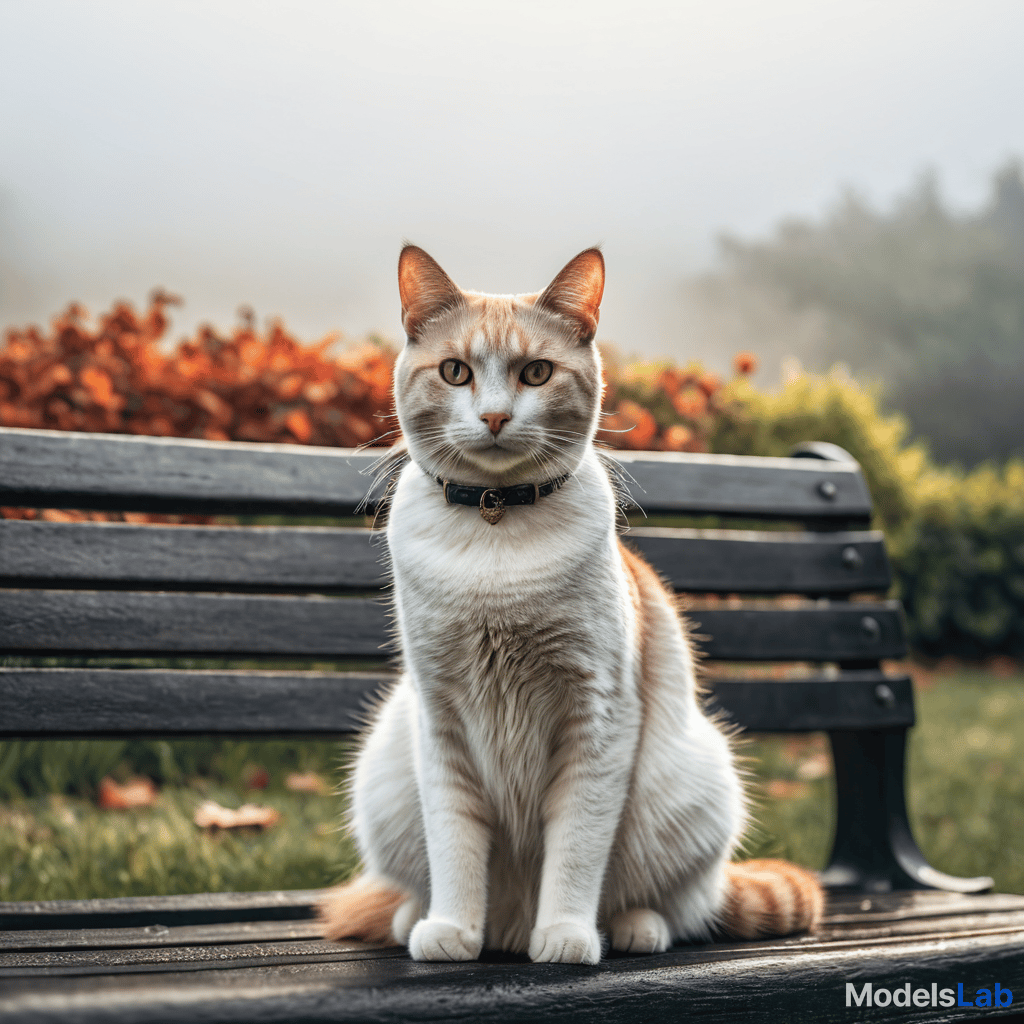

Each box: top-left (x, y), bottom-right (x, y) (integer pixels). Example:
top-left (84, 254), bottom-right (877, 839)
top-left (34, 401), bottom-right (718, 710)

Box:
top-left (480, 412), bottom-right (511, 435)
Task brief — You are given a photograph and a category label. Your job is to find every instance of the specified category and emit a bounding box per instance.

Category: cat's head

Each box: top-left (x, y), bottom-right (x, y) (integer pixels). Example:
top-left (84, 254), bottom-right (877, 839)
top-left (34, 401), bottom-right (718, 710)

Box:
top-left (393, 245), bottom-right (605, 487)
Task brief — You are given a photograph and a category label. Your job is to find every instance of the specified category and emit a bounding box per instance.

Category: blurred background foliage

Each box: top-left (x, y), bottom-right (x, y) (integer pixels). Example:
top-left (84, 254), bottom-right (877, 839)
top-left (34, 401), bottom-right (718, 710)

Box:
top-left (690, 160), bottom-right (1024, 469)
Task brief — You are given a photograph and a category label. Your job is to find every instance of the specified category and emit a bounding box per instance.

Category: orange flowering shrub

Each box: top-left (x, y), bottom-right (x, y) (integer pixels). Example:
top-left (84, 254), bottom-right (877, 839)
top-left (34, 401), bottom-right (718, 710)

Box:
top-left (596, 348), bottom-right (749, 452)
top-left (0, 292), bottom-right (396, 448)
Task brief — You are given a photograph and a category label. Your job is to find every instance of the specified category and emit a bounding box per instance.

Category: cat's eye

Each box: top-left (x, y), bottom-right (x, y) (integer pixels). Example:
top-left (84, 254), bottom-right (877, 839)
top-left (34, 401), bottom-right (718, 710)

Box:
top-left (520, 360), bottom-right (553, 386)
top-left (440, 359), bottom-right (473, 386)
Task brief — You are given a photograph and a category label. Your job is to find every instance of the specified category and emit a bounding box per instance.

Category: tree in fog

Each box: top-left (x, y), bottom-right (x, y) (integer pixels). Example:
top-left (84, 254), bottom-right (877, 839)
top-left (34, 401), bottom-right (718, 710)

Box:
top-left (691, 162), bottom-right (1024, 467)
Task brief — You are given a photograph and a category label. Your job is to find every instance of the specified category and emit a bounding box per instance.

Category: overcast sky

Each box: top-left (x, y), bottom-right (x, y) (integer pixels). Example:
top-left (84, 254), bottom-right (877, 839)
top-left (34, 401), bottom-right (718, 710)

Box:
top-left (2, 1), bottom-right (1023, 368)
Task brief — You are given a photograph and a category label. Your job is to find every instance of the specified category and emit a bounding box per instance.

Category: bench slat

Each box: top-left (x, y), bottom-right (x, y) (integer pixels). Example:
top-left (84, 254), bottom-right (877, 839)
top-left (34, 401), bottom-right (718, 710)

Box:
top-left (0, 668), bottom-right (912, 736)
top-left (12, 906), bottom-right (1024, 964)
top-left (0, 669), bottom-right (383, 736)
top-left (0, 919), bottom-right (327, 953)
top-left (0, 591), bottom-right (391, 658)
top-left (0, 427), bottom-right (872, 520)
top-left (0, 939), bottom-right (402, 975)
top-left (0, 890), bottom-right (322, 932)
top-left (0, 594), bottom-right (906, 661)
top-left (612, 449), bottom-right (873, 520)
top-left (5, 887), bottom-right (1021, 933)
top-left (0, 521), bottom-right (891, 595)
top-left (707, 672), bottom-right (914, 731)
top-left (0, 428), bottom-right (381, 517)
top-left (623, 528), bottom-right (891, 594)
top-left (0, 521), bottom-right (389, 592)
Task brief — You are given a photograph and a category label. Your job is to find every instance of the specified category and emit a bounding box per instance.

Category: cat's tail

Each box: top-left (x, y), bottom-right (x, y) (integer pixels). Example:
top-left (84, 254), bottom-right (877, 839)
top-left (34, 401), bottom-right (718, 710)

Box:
top-left (718, 859), bottom-right (824, 939)
top-left (317, 875), bottom-right (408, 944)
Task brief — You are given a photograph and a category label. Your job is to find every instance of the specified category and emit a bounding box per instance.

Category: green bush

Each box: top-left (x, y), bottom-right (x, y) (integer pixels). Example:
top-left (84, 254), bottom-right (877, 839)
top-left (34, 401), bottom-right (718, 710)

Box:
top-left (710, 368), bottom-right (1024, 658)
top-left (896, 463), bottom-right (1024, 657)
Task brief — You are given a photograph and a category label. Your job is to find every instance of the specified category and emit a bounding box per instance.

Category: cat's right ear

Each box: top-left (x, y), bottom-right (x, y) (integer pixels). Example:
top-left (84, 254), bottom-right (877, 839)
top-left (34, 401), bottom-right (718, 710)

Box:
top-left (398, 245), bottom-right (465, 340)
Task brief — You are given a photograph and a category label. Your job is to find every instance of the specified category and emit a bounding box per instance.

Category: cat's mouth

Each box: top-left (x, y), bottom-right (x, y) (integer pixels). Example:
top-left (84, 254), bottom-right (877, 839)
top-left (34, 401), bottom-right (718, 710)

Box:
top-left (462, 441), bottom-right (527, 468)
top-left (450, 436), bottom-right (558, 480)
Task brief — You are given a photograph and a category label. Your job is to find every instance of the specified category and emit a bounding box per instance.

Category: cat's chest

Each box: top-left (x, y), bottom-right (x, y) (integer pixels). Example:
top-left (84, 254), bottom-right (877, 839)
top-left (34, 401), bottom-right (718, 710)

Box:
top-left (386, 462), bottom-right (617, 619)
top-left (385, 458), bottom-right (631, 691)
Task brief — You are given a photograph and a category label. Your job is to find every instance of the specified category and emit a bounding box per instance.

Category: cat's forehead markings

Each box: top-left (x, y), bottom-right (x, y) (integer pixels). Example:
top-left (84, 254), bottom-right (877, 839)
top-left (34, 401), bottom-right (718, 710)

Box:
top-left (461, 296), bottom-right (521, 360)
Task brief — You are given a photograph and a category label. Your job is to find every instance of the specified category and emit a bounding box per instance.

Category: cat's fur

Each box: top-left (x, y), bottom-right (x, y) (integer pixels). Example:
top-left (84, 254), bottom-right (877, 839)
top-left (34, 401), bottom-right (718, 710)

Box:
top-left (318, 246), bottom-right (822, 963)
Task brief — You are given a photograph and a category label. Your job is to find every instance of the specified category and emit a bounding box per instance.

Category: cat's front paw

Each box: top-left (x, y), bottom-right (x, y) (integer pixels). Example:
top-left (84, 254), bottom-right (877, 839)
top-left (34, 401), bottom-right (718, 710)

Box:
top-left (529, 921), bottom-right (601, 964)
top-left (609, 908), bottom-right (671, 954)
top-left (408, 917), bottom-right (483, 961)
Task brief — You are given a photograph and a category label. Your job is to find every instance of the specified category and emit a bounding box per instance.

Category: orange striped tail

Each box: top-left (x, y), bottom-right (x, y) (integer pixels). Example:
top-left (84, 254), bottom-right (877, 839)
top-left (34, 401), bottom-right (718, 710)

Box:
top-left (317, 875), bottom-right (407, 944)
top-left (719, 859), bottom-right (824, 939)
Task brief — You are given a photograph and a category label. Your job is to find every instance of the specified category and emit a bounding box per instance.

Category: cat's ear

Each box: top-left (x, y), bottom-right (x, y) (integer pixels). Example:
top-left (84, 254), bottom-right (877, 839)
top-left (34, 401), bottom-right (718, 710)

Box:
top-left (398, 245), bottom-right (465, 339)
top-left (535, 248), bottom-right (605, 344)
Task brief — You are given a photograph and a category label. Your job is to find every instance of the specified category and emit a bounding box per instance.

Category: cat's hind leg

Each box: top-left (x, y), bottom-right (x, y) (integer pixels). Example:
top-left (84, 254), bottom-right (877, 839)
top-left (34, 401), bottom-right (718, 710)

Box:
top-left (608, 908), bottom-right (672, 954)
top-left (349, 676), bottom-right (429, 901)
top-left (319, 676), bottom-right (429, 946)
top-left (391, 897), bottom-right (423, 945)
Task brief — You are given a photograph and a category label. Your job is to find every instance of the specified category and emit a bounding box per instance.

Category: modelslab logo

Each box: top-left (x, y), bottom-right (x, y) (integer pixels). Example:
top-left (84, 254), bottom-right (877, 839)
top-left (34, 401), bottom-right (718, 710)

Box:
top-left (847, 982), bottom-right (1013, 1009)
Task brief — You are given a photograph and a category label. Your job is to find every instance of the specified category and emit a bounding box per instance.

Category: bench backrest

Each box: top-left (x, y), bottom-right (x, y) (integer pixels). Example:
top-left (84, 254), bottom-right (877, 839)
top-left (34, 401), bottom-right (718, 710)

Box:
top-left (0, 426), bottom-right (912, 738)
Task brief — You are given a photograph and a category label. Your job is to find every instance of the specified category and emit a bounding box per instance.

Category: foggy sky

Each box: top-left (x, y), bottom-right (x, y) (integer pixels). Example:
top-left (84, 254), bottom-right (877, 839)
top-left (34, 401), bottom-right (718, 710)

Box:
top-left (2, 0), bottom-right (1023, 370)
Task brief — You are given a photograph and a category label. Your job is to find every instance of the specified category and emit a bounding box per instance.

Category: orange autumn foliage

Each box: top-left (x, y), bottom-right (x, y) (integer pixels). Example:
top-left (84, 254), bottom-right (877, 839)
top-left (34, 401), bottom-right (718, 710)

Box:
top-left (596, 348), bottom-right (745, 453)
top-left (0, 292), bottom-right (396, 448)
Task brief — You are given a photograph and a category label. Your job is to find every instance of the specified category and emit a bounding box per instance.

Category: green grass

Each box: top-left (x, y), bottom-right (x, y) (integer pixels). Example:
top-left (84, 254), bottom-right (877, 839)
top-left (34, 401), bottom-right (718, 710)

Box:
top-left (0, 738), bottom-right (361, 901)
top-left (1, 668), bottom-right (1021, 901)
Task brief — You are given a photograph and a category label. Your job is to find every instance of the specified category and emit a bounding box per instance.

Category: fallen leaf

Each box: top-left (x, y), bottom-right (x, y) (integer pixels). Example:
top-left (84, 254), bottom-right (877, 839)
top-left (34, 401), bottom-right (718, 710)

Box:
top-left (765, 780), bottom-right (810, 800)
top-left (242, 764), bottom-right (270, 791)
top-left (795, 753), bottom-right (831, 780)
top-left (97, 776), bottom-right (158, 809)
top-left (193, 800), bottom-right (280, 830)
top-left (285, 771), bottom-right (329, 795)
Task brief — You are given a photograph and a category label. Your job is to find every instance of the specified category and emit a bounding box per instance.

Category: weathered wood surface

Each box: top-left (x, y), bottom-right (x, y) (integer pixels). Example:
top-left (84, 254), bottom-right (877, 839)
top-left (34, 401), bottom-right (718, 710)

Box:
top-left (0, 428), bottom-right (384, 517)
top-left (612, 448), bottom-right (874, 520)
top-left (0, 890), bottom-right (322, 933)
top-left (5, 888), bottom-right (1019, 937)
top-left (1, 892), bottom-right (1022, 1023)
top-left (0, 520), bottom-right (890, 595)
top-left (0, 668), bottom-right (913, 737)
top-left (0, 592), bottom-right (906, 660)
top-left (0, 520), bottom-right (389, 592)
top-left (1, 920), bottom-right (328, 953)
top-left (0, 427), bottom-right (873, 520)
top-left (0, 669), bottom-right (386, 737)
top-left (623, 528), bottom-right (891, 595)
top-left (0, 591), bottom-right (392, 658)
top-left (704, 671), bottom-right (914, 732)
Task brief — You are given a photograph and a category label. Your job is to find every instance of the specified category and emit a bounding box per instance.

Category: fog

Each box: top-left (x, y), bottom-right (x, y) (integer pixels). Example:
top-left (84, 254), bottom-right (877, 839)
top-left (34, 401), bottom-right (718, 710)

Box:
top-left (3, 0), bottom-right (1024, 371)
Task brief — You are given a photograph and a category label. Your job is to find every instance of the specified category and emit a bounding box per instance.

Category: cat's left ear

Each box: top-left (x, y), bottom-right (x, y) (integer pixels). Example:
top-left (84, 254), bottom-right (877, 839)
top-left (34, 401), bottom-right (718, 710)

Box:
top-left (535, 248), bottom-right (605, 344)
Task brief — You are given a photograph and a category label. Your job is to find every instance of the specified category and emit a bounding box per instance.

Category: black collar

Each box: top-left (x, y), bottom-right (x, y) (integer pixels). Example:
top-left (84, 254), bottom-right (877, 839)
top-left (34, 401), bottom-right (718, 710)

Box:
top-left (435, 472), bottom-right (572, 525)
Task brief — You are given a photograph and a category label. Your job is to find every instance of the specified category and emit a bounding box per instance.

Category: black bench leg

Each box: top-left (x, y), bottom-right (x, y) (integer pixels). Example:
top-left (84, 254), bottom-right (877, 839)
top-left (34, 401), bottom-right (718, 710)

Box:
top-left (821, 727), bottom-right (993, 894)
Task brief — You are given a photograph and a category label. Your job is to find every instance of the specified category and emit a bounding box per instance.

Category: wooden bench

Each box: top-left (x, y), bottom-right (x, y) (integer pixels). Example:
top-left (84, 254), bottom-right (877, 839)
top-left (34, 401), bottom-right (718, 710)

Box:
top-left (1, 425), bottom-right (1022, 1023)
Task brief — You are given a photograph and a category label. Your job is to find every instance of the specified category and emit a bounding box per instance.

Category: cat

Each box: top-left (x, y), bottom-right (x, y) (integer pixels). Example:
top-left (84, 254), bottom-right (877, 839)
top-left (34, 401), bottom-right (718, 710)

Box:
top-left (318, 245), bottom-right (823, 964)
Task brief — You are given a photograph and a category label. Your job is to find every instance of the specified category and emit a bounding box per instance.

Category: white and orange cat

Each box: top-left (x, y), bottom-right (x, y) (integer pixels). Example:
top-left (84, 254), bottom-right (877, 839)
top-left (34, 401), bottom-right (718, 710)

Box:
top-left (318, 245), bottom-right (822, 963)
